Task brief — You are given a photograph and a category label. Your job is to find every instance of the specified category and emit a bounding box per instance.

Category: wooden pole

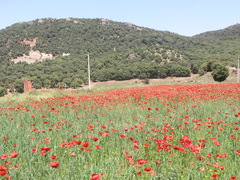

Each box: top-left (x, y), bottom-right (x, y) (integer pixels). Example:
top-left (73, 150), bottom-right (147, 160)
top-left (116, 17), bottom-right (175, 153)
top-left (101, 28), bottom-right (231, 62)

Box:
top-left (88, 54), bottom-right (91, 91)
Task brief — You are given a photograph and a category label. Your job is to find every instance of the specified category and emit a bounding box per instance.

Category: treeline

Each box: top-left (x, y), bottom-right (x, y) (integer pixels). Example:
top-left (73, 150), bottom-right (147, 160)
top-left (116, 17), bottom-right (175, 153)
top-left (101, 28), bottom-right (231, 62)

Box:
top-left (0, 46), bottom-right (191, 91)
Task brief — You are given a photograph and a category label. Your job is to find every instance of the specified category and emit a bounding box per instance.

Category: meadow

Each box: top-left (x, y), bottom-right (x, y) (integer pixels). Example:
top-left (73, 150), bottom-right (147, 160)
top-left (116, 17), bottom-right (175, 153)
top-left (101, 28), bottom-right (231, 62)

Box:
top-left (0, 83), bottom-right (240, 180)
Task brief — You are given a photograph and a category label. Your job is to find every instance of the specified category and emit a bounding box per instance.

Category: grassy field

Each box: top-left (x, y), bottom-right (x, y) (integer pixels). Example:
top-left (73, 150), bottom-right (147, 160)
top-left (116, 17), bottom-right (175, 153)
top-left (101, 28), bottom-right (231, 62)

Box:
top-left (0, 82), bottom-right (240, 179)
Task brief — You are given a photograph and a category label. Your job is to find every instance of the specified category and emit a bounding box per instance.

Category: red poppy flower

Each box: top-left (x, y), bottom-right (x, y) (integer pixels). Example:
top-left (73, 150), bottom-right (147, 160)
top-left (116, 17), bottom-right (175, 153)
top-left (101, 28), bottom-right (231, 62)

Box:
top-left (0, 165), bottom-right (7, 176)
top-left (49, 161), bottom-right (59, 169)
top-left (5, 174), bottom-right (10, 179)
top-left (214, 141), bottom-right (221, 147)
top-left (51, 155), bottom-right (57, 160)
top-left (93, 137), bottom-right (99, 141)
top-left (10, 152), bottom-right (18, 158)
top-left (82, 141), bottom-right (89, 148)
top-left (31, 148), bottom-right (37, 153)
top-left (212, 174), bottom-right (218, 179)
top-left (144, 167), bottom-right (151, 171)
top-left (90, 174), bottom-right (100, 180)
top-left (120, 134), bottom-right (126, 138)
top-left (70, 153), bottom-right (76, 157)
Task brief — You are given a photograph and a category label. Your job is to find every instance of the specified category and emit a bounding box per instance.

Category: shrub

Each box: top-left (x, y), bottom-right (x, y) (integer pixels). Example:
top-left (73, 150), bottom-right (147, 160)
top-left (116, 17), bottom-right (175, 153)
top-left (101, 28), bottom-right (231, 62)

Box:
top-left (212, 65), bottom-right (229, 82)
top-left (144, 78), bottom-right (149, 84)
top-left (0, 86), bottom-right (7, 97)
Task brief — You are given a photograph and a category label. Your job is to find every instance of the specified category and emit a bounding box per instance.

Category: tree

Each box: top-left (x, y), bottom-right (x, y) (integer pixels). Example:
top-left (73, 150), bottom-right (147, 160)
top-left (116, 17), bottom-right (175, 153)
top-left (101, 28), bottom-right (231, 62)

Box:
top-left (43, 79), bottom-right (51, 88)
top-left (70, 78), bottom-right (83, 88)
top-left (63, 78), bottom-right (73, 87)
top-left (212, 65), bottom-right (229, 82)
top-left (174, 65), bottom-right (191, 77)
top-left (139, 73), bottom-right (147, 79)
top-left (207, 59), bottom-right (218, 72)
top-left (0, 86), bottom-right (7, 97)
top-left (14, 79), bottom-right (24, 93)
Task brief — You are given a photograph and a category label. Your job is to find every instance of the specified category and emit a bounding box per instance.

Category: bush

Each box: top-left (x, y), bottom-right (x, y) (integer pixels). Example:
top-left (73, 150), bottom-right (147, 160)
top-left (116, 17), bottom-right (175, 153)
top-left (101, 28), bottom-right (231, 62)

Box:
top-left (212, 65), bottom-right (229, 82)
top-left (0, 86), bottom-right (7, 97)
top-left (144, 78), bottom-right (149, 84)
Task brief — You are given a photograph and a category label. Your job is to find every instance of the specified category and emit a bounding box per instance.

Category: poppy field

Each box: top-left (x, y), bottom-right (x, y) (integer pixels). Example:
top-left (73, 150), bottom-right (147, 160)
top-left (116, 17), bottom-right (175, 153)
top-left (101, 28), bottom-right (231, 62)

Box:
top-left (1, 83), bottom-right (240, 180)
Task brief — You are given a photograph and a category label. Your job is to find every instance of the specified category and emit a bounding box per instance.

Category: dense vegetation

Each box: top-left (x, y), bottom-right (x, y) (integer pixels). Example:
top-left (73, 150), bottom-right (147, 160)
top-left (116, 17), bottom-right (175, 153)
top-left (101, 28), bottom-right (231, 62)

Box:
top-left (0, 18), bottom-right (239, 90)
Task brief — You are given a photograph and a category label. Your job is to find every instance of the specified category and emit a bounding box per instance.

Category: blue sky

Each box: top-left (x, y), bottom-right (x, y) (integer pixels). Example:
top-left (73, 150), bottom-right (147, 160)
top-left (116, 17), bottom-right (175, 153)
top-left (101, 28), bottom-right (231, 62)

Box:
top-left (1, 0), bottom-right (240, 36)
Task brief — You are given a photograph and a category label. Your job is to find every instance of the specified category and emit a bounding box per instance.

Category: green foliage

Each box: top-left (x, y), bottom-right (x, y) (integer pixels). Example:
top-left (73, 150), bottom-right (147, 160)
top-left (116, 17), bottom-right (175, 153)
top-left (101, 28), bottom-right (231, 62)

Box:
top-left (63, 78), bottom-right (73, 87)
top-left (207, 59), bottom-right (218, 72)
top-left (1, 18), bottom-right (240, 86)
top-left (14, 79), bottom-right (24, 93)
top-left (70, 78), bottom-right (83, 88)
top-left (212, 65), bottom-right (229, 82)
top-left (174, 65), bottom-right (191, 77)
top-left (0, 86), bottom-right (7, 97)
top-left (83, 77), bottom-right (89, 85)
top-left (144, 78), bottom-right (149, 84)
top-left (198, 68), bottom-right (205, 76)
top-left (43, 79), bottom-right (51, 88)
top-left (33, 82), bottom-right (42, 89)
top-left (139, 73), bottom-right (147, 79)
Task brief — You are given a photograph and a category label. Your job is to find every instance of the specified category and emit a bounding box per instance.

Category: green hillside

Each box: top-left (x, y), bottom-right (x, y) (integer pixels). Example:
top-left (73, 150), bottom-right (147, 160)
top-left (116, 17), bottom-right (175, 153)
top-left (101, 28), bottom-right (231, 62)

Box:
top-left (0, 18), bottom-right (239, 90)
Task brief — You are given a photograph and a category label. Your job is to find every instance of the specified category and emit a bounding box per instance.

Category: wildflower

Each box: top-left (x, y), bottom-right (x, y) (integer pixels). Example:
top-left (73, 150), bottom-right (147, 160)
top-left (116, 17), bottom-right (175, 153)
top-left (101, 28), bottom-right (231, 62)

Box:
top-left (144, 167), bottom-right (151, 171)
top-left (49, 161), bottom-right (59, 169)
top-left (70, 153), bottom-right (76, 157)
top-left (50, 155), bottom-right (57, 160)
top-left (212, 174), bottom-right (218, 179)
top-left (90, 174), bottom-right (101, 180)
top-left (96, 145), bottom-right (101, 149)
top-left (10, 152), bottom-right (18, 158)
top-left (93, 137), bottom-right (99, 141)
top-left (31, 148), bottom-right (37, 153)
top-left (0, 165), bottom-right (7, 176)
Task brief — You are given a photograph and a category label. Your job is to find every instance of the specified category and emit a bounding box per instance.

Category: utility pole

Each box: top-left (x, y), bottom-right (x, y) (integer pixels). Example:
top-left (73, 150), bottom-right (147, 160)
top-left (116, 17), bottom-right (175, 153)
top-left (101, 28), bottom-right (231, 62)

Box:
top-left (88, 54), bottom-right (91, 91)
top-left (238, 57), bottom-right (239, 83)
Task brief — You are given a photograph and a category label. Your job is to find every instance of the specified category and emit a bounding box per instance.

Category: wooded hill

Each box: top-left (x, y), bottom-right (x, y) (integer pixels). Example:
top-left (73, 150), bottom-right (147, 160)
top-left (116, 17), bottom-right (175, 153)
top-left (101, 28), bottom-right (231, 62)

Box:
top-left (0, 18), bottom-right (239, 89)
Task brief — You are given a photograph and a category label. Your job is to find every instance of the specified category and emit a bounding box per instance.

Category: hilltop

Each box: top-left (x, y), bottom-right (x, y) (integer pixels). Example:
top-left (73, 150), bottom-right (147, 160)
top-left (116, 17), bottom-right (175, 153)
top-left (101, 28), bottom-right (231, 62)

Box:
top-left (0, 18), bottom-right (239, 90)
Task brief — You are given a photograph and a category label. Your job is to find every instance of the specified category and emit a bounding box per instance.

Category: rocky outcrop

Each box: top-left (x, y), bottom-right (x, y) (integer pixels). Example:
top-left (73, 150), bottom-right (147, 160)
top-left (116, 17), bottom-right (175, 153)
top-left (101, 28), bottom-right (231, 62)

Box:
top-left (38, 19), bottom-right (44, 23)
top-left (227, 66), bottom-right (238, 75)
top-left (11, 50), bottom-right (54, 64)
top-left (128, 54), bottom-right (136, 60)
top-left (101, 19), bottom-right (109, 25)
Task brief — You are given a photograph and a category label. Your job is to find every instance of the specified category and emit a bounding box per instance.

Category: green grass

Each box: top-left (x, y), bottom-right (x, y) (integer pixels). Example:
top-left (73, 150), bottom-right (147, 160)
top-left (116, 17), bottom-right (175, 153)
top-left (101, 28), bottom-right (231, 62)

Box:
top-left (0, 83), bottom-right (240, 179)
